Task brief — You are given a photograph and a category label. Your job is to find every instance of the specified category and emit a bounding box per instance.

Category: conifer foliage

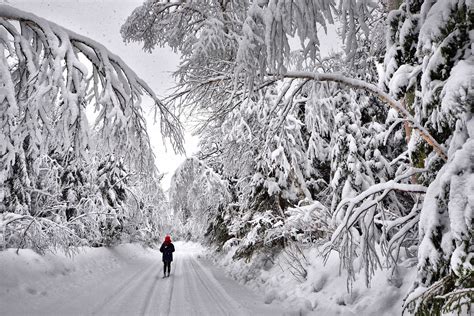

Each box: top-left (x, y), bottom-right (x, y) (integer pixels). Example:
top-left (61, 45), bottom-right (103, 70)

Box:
top-left (383, 0), bottom-right (473, 313)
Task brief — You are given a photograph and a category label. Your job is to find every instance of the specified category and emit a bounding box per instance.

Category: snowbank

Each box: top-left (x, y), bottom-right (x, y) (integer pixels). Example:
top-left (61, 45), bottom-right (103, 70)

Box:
top-left (0, 243), bottom-right (158, 306)
top-left (212, 245), bottom-right (417, 315)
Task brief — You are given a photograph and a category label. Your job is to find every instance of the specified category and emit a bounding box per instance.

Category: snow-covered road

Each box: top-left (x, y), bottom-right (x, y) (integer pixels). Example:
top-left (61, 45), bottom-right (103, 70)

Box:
top-left (0, 242), bottom-right (286, 315)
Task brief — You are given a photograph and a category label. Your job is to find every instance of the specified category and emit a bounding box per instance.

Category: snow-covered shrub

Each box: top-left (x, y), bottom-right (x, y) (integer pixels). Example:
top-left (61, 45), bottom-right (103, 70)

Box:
top-left (279, 242), bottom-right (309, 282)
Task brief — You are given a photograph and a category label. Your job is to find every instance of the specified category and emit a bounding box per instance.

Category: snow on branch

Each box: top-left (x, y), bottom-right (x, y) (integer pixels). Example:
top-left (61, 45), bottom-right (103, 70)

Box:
top-left (323, 167), bottom-right (427, 286)
top-left (274, 71), bottom-right (448, 161)
top-left (0, 5), bottom-right (183, 162)
top-left (0, 212), bottom-right (83, 254)
top-left (331, 179), bottom-right (427, 243)
top-left (169, 157), bottom-right (230, 231)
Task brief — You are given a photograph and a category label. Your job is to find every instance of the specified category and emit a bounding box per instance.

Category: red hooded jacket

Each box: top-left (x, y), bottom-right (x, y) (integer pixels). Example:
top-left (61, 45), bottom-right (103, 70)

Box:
top-left (160, 235), bottom-right (175, 262)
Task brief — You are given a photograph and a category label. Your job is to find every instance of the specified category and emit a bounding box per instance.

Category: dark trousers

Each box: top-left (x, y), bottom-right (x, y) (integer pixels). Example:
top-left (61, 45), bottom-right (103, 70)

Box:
top-left (163, 261), bottom-right (171, 275)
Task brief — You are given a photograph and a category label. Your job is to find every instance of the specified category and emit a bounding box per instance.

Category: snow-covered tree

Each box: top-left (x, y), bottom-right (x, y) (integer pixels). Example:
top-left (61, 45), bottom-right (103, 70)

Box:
top-left (169, 157), bottom-right (231, 238)
top-left (404, 114), bottom-right (473, 315)
top-left (381, 0), bottom-right (473, 314)
top-left (122, 0), bottom-right (388, 124)
top-left (0, 6), bottom-right (181, 252)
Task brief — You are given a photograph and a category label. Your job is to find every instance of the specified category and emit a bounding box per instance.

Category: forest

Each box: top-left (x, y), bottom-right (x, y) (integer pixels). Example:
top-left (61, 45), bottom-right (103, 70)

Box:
top-left (0, 0), bottom-right (472, 315)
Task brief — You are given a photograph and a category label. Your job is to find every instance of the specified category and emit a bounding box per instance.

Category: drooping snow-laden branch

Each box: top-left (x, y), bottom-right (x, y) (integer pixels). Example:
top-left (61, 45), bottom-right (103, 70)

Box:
top-left (321, 167), bottom-right (427, 285)
top-left (274, 71), bottom-right (448, 161)
top-left (330, 167), bottom-right (426, 240)
top-left (0, 212), bottom-right (82, 254)
top-left (330, 180), bottom-right (427, 243)
top-left (0, 5), bottom-right (183, 165)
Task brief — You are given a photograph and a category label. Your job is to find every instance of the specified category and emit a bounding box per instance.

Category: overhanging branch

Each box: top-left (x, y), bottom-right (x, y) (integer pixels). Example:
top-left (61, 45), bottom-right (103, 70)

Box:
top-left (273, 71), bottom-right (448, 161)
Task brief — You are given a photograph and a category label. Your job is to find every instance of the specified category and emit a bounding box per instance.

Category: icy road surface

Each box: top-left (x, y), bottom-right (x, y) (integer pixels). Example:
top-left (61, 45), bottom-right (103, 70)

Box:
top-left (0, 242), bottom-right (286, 315)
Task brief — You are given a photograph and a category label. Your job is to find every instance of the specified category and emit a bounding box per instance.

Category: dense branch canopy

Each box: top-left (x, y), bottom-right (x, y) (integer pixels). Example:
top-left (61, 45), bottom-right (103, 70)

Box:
top-left (0, 5), bottom-right (183, 174)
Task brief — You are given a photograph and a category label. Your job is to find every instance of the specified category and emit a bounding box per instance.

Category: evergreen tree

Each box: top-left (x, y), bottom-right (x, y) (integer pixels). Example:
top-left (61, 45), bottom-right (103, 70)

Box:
top-left (382, 0), bottom-right (473, 314)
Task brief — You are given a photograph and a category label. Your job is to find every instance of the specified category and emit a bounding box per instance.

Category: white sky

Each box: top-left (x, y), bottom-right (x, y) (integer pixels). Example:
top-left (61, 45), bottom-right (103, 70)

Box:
top-left (5, 0), bottom-right (200, 191)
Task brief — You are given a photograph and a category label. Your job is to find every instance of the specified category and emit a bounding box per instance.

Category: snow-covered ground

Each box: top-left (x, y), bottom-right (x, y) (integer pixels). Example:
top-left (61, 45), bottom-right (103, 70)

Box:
top-left (215, 245), bottom-right (418, 316)
top-left (0, 242), bottom-right (287, 315)
top-left (0, 240), bottom-right (420, 315)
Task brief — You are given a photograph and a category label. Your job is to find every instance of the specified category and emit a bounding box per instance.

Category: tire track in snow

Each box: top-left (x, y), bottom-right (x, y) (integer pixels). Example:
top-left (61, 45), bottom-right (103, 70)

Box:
top-left (91, 260), bottom-right (158, 315)
top-left (182, 256), bottom-right (208, 314)
top-left (189, 257), bottom-right (228, 314)
top-left (140, 273), bottom-right (160, 315)
top-left (89, 263), bottom-right (147, 315)
top-left (141, 262), bottom-right (175, 316)
top-left (190, 256), bottom-right (246, 315)
top-left (157, 260), bottom-right (177, 316)
top-left (167, 254), bottom-right (210, 315)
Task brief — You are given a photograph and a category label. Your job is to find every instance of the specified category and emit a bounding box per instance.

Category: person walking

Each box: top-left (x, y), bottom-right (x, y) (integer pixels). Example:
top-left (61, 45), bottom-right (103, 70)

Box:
top-left (160, 235), bottom-right (175, 278)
